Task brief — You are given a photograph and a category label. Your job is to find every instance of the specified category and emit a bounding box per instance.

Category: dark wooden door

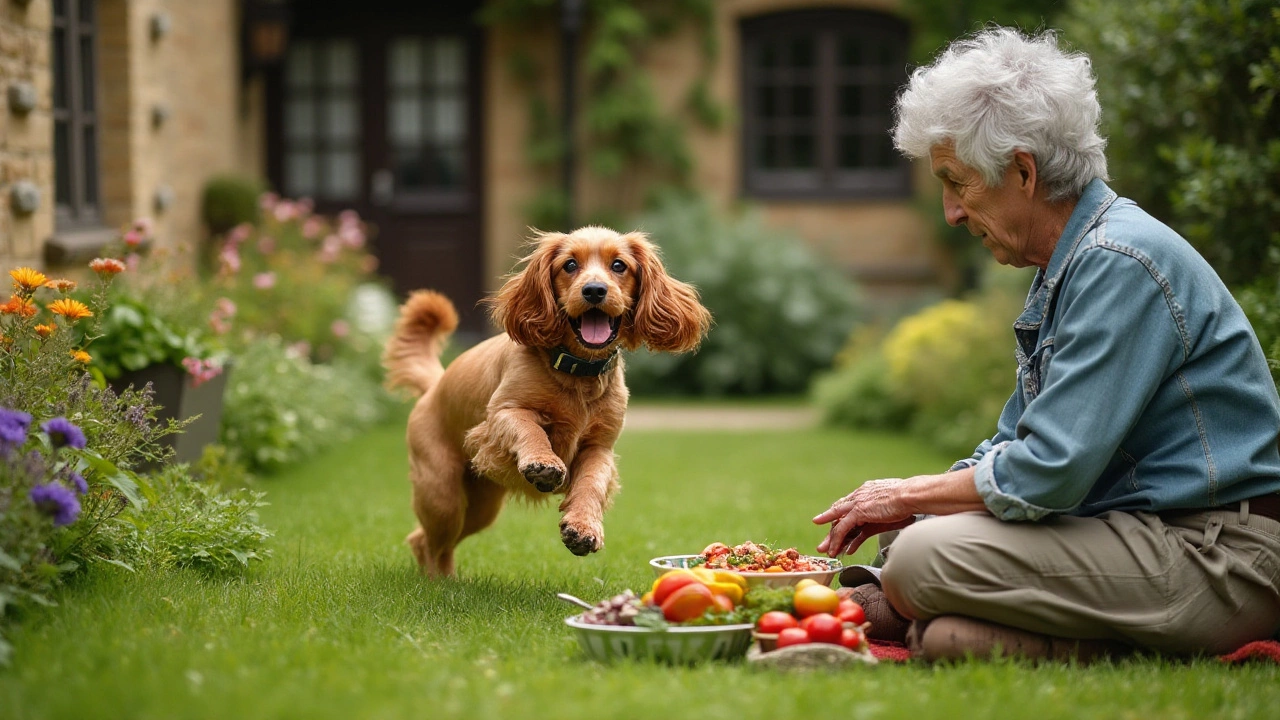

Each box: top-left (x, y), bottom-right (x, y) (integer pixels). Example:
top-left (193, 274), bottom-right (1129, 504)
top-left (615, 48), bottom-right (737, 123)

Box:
top-left (267, 2), bottom-right (486, 334)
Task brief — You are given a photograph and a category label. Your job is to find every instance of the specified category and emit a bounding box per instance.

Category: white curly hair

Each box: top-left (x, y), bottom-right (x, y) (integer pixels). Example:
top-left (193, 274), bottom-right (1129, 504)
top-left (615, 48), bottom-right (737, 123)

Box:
top-left (892, 27), bottom-right (1109, 201)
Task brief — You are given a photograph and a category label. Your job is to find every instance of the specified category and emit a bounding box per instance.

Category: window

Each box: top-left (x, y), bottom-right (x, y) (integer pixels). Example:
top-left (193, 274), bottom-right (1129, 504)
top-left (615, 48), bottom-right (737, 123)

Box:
top-left (282, 38), bottom-right (362, 200)
top-left (52, 0), bottom-right (101, 226)
top-left (741, 10), bottom-right (910, 199)
top-left (387, 36), bottom-right (469, 196)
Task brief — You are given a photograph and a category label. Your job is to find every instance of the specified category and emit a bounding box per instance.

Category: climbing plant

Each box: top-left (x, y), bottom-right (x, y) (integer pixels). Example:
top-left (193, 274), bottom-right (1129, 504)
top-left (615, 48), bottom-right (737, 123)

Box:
top-left (479, 0), bottom-right (724, 230)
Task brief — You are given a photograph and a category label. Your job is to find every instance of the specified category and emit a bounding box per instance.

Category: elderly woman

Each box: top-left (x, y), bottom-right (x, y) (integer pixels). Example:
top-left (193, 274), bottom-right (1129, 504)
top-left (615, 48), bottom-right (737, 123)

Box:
top-left (814, 27), bottom-right (1280, 661)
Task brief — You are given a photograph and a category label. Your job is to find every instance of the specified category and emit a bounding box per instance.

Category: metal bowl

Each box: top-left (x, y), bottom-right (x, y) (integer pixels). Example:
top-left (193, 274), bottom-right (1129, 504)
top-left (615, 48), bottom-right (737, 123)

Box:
top-left (564, 615), bottom-right (754, 664)
top-left (649, 554), bottom-right (842, 589)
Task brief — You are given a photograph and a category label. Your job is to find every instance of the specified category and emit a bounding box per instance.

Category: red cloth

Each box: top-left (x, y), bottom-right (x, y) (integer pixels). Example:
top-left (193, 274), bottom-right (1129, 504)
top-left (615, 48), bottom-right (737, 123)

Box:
top-left (1218, 639), bottom-right (1280, 664)
top-left (868, 639), bottom-right (912, 662)
top-left (868, 638), bottom-right (1280, 663)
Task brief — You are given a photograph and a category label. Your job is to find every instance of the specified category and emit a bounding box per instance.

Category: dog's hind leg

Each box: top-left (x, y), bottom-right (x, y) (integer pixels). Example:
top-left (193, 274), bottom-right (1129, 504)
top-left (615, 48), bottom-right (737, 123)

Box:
top-left (407, 443), bottom-right (468, 577)
top-left (458, 473), bottom-right (507, 542)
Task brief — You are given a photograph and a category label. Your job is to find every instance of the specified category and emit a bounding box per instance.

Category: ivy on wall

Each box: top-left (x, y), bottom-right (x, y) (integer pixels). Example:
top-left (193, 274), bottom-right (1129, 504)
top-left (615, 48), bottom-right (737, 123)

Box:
top-left (480, 0), bottom-right (725, 231)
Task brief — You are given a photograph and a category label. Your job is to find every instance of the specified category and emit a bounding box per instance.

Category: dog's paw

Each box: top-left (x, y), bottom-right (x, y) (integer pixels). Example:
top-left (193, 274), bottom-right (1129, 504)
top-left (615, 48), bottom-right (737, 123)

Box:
top-left (520, 459), bottom-right (566, 493)
top-left (559, 520), bottom-right (603, 556)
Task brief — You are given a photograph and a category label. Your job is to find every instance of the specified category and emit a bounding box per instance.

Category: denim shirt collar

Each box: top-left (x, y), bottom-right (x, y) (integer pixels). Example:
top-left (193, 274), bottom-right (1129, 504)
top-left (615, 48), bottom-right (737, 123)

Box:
top-left (1014, 178), bottom-right (1118, 334)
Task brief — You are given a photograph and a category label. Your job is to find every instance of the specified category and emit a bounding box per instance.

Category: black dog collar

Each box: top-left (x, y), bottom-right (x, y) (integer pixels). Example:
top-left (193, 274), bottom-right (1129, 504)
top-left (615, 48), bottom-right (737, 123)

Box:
top-left (546, 346), bottom-right (619, 377)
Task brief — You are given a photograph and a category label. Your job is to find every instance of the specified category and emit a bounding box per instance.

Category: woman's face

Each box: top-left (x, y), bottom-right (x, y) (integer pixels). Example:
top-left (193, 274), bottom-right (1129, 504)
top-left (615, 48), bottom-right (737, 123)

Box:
top-left (929, 144), bottom-right (1045, 269)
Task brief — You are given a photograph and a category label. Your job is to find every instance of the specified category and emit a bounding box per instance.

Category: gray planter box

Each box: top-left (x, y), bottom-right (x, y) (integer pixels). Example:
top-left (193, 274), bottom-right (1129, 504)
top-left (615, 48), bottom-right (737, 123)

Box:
top-left (113, 362), bottom-right (231, 465)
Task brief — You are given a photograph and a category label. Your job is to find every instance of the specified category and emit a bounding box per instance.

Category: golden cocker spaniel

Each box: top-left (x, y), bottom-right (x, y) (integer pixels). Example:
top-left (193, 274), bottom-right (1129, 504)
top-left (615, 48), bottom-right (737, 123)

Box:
top-left (383, 227), bottom-right (711, 577)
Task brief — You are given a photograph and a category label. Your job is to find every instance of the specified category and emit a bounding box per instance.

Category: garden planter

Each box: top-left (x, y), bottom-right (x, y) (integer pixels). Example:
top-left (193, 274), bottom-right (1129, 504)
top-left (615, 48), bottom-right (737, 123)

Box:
top-left (113, 362), bottom-right (231, 465)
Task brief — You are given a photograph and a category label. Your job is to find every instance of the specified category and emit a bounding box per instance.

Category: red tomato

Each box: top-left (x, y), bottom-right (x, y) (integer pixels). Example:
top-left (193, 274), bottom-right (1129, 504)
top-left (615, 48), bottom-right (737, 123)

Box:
top-left (837, 599), bottom-right (866, 625)
top-left (756, 611), bottom-right (800, 635)
top-left (652, 572), bottom-right (701, 606)
top-left (799, 613), bottom-right (844, 644)
top-left (711, 593), bottom-right (734, 613)
top-left (775, 627), bottom-right (810, 648)
top-left (840, 627), bottom-right (865, 651)
top-left (660, 582), bottom-right (715, 622)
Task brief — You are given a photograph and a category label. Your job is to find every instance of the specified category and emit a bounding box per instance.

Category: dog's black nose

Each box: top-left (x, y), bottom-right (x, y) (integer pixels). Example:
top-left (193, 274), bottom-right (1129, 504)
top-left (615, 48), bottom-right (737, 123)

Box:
top-left (582, 283), bottom-right (608, 305)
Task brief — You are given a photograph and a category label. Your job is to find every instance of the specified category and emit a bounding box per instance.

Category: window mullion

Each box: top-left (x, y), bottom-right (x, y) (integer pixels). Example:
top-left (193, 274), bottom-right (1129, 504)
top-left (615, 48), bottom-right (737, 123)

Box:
top-left (817, 29), bottom-right (836, 188)
top-left (66, 9), bottom-right (85, 219)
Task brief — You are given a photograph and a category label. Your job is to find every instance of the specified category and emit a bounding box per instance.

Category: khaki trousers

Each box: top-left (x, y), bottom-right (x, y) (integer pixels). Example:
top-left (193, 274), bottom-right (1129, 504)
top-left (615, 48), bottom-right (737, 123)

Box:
top-left (878, 502), bottom-right (1280, 655)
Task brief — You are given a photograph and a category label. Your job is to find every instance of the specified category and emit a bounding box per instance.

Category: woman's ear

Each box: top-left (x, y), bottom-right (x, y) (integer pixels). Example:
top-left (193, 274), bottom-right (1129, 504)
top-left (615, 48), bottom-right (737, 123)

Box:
top-left (486, 231), bottom-right (568, 347)
top-left (625, 233), bottom-right (711, 353)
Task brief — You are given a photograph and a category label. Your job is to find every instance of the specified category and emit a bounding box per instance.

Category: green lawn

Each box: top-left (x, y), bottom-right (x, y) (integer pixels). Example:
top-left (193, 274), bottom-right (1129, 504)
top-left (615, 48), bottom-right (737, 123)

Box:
top-left (2, 407), bottom-right (1277, 719)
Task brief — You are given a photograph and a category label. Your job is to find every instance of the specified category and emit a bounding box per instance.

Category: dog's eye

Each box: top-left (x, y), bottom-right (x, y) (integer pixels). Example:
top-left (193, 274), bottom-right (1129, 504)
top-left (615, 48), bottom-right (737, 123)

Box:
top-left (563, 259), bottom-right (578, 273)
top-left (611, 259), bottom-right (627, 274)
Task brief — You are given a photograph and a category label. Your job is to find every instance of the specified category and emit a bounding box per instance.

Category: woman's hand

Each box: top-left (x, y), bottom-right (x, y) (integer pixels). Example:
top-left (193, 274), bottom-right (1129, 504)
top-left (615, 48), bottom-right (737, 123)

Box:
top-left (812, 467), bottom-right (987, 557)
top-left (813, 478), bottom-right (917, 557)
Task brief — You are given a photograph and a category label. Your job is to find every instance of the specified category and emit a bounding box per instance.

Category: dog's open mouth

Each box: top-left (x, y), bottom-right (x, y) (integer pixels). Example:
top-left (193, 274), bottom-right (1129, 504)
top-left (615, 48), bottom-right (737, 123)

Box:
top-left (570, 309), bottom-right (621, 349)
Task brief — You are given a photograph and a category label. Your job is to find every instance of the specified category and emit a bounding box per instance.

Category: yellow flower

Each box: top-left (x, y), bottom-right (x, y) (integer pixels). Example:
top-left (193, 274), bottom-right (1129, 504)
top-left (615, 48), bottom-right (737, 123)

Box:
top-left (0, 295), bottom-right (37, 317)
top-left (70, 349), bottom-right (92, 363)
top-left (9, 267), bottom-right (47, 293)
top-left (89, 257), bottom-right (126, 275)
top-left (44, 278), bottom-right (77, 293)
top-left (48, 298), bottom-right (94, 322)
top-left (35, 323), bottom-right (57, 337)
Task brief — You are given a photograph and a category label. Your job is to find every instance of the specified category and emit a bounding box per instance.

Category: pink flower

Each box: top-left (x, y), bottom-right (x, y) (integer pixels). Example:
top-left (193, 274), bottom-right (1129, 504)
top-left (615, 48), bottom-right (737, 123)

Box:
top-left (257, 235), bottom-right (276, 254)
top-left (302, 217), bottom-right (325, 239)
top-left (285, 340), bottom-right (311, 359)
top-left (338, 209), bottom-right (360, 227)
top-left (125, 253), bottom-right (142, 272)
top-left (182, 356), bottom-right (224, 389)
top-left (253, 272), bottom-right (276, 290)
top-left (318, 235), bottom-right (342, 263)
top-left (259, 192), bottom-right (279, 211)
top-left (273, 202), bottom-right (297, 222)
top-left (228, 223), bottom-right (253, 245)
top-left (330, 319), bottom-right (350, 338)
top-left (219, 245), bottom-right (241, 274)
top-left (338, 225), bottom-right (365, 249)
top-left (215, 298), bottom-right (237, 317)
top-left (123, 230), bottom-right (145, 248)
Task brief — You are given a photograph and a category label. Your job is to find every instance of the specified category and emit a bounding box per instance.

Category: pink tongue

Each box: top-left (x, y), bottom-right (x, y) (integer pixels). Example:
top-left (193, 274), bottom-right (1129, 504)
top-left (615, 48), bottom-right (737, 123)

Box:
top-left (581, 312), bottom-right (613, 344)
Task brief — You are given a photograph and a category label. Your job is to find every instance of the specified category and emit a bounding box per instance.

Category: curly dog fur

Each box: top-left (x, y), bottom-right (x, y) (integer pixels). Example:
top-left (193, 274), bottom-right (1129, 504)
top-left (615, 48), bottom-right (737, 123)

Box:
top-left (383, 227), bottom-right (711, 576)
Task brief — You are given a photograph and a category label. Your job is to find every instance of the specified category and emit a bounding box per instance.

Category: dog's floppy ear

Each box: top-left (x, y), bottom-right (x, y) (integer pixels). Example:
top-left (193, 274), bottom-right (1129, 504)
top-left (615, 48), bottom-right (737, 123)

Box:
top-left (487, 231), bottom-right (569, 347)
top-left (625, 233), bottom-right (712, 353)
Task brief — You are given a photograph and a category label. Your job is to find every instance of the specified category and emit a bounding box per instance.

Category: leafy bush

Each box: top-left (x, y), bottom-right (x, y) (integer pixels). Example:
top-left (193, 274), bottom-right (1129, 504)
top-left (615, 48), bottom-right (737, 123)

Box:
top-left (91, 447), bottom-right (270, 574)
top-left (1065, 0), bottom-right (1280, 288)
top-left (219, 336), bottom-right (393, 471)
top-left (624, 193), bottom-right (861, 395)
top-left (201, 175), bottom-right (265, 235)
top-left (205, 195), bottom-right (387, 366)
top-left (814, 263), bottom-right (1031, 456)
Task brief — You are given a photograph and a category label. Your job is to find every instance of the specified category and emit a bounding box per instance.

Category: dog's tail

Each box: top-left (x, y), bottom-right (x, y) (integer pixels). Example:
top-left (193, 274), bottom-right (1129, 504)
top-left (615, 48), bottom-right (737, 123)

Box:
top-left (382, 290), bottom-right (459, 397)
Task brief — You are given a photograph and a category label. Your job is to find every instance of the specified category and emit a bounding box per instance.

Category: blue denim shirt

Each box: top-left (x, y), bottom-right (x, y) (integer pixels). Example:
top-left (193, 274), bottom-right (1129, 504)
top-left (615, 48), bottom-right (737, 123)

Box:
top-left (955, 179), bottom-right (1280, 520)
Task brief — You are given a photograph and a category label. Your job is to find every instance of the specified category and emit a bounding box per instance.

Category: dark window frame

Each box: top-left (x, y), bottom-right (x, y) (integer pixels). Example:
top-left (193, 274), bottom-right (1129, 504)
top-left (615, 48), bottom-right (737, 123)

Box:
top-left (740, 9), bottom-right (911, 200)
top-left (52, 0), bottom-right (102, 228)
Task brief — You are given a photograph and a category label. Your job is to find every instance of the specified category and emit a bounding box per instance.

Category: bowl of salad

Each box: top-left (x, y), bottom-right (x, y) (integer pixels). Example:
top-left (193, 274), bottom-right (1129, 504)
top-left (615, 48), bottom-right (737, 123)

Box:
top-left (650, 541), bottom-right (842, 589)
top-left (564, 591), bottom-right (755, 664)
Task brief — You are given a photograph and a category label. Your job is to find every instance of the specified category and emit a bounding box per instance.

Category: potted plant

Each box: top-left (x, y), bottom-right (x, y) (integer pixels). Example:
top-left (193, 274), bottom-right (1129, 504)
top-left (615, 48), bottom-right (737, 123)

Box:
top-left (76, 231), bottom-right (232, 465)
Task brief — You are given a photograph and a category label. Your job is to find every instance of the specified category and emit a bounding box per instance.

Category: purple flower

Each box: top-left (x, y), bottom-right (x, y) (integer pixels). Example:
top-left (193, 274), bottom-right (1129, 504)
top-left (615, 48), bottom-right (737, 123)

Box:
top-left (0, 407), bottom-right (32, 448)
top-left (69, 472), bottom-right (88, 495)
top-left (30, 483), bottom-right (81, 526)
top-left (41, 417), bottom-right (86, 449)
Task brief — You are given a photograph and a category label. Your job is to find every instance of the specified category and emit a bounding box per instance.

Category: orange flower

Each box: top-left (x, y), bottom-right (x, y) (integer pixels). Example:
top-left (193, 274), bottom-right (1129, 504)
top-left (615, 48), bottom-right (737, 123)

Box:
top-left (0, 295), bottom-right (37, 317)
top-left (44, 278), bottom-right (77, 293)
top-left (89, 257), bottom-right (126, 275)
top-left (70, 349), bottom-right (92, 363)
top-left (48, 298), bottom-right (94, 321)
top-left (9, 267), bottom-right (47, 292)
top-left (35, 323), bottom-right (57, 337)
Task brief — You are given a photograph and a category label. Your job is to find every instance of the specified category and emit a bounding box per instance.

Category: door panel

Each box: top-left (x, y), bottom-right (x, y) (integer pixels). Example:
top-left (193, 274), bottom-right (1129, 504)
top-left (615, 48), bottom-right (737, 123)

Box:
top-left (268, 2), bottom-right (485, 334)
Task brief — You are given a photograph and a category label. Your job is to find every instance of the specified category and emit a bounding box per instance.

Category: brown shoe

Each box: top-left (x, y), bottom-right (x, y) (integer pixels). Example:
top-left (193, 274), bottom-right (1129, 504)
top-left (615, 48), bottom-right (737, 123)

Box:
top-left (908, 615), bottom-right (1132, 665)
top-left (834, 583), bottom-right (911, 643)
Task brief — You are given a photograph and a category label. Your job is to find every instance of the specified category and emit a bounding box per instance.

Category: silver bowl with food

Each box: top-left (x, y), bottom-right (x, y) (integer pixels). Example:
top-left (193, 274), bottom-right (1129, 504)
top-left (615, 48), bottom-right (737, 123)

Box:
top-left (650, 541), bottom-right (842, 589)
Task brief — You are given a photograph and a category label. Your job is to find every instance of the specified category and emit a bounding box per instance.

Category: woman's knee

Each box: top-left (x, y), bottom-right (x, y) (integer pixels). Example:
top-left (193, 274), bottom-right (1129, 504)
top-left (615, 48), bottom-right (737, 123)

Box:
top-left (880, 514), bottom-right (989, 619)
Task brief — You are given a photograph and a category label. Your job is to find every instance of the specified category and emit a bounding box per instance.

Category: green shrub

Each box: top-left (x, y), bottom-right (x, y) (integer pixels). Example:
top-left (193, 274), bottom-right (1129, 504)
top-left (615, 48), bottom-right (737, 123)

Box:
top-left (815, 263), bottom-right (1031, 457)
top-left (91, 446), bottom-right (271, 575)
top-left (219, 336), bottom-right (394, 472)
top-left (1065, 0), bottom-right (1280, 288)
top-left (623, 193), bottom-right (861, 395)
top-left (201, 175), bottom-right (265, 235)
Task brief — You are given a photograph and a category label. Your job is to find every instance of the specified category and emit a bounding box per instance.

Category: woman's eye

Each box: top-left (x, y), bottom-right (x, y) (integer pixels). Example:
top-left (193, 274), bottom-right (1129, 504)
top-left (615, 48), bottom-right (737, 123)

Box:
top-left (611, 259), bottom-right (627, 273)
top-left (564, 259), bottom-right (578, 273)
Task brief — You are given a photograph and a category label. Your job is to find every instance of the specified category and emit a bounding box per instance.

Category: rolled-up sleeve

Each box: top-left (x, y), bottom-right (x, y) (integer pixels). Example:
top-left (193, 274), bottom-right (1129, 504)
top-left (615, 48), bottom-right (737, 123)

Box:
top-left (975, 246), bottom-right (1185, 521)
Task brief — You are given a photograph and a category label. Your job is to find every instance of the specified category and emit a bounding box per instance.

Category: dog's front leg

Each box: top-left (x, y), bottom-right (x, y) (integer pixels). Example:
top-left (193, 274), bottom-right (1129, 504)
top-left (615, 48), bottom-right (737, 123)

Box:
top-left (473, 407), bottom-right (566, 492)
top-left (558, 445), bottom-right (620, 556)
